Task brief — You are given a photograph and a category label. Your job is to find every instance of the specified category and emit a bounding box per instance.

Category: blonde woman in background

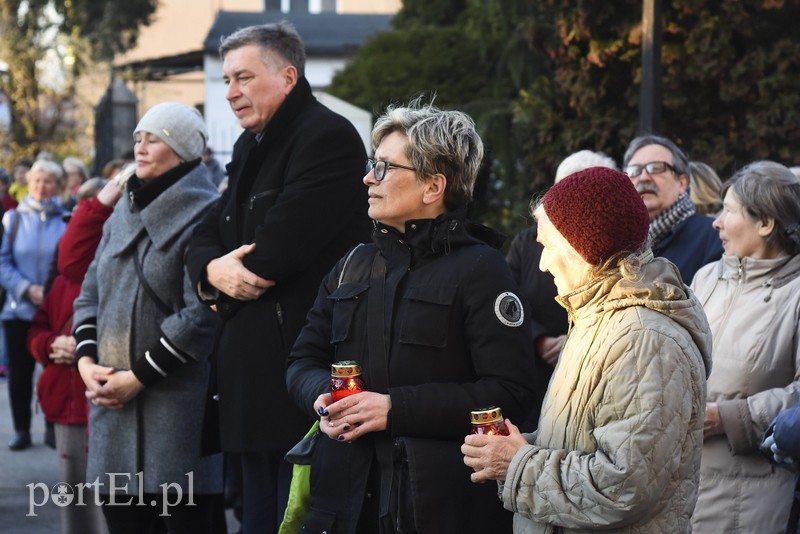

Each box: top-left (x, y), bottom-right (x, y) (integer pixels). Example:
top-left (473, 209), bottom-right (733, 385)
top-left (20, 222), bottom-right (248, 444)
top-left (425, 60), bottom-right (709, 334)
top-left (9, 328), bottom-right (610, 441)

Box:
top-left (688, 161), bottom-right (723, 216)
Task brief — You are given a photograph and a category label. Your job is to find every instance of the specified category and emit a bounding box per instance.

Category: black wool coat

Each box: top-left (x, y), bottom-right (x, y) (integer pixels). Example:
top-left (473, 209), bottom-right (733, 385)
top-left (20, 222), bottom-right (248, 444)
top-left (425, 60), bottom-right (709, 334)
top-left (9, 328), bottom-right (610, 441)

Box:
top-left (186, 78), bottom-right (371, 451)
top-left (286, 213), bottom-right (538, 533)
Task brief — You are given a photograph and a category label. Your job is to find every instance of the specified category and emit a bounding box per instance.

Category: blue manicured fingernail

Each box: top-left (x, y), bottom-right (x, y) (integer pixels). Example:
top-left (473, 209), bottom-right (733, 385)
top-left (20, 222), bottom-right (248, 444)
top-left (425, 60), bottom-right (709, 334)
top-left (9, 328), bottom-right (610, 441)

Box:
top-left (343, 425), bottom-right (351, 431)
top-left (318, 407), bottom-right (329, 416)
top-left (337, 435), bottom-right (345, 441)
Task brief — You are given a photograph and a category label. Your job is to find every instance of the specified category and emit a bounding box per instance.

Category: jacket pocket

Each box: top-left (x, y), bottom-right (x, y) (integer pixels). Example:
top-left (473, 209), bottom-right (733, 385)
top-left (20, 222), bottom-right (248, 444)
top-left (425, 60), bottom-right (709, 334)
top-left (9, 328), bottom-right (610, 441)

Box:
top-left (399, 284), bottom-right (457, 348)
top-left (327, 283), bottom-right (369, 344)
top-left (248, 188), bottom-right (280, 210)
top-left (301, 506), bottom-right (337, 533)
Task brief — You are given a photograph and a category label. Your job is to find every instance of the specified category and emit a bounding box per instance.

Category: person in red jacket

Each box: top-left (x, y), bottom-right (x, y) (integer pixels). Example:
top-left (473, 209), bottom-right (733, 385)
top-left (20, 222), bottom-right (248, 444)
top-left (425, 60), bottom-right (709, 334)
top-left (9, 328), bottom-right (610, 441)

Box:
top-left (28, 179), bottom-right (121, 534)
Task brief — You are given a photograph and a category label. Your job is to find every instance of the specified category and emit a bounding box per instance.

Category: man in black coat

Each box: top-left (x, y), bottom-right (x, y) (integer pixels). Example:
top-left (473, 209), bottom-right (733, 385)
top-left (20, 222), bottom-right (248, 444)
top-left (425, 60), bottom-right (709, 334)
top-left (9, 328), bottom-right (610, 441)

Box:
top-left (185, 22), bottom-right (371, 534)
top-left (623, 134), bottom-right (723, 284)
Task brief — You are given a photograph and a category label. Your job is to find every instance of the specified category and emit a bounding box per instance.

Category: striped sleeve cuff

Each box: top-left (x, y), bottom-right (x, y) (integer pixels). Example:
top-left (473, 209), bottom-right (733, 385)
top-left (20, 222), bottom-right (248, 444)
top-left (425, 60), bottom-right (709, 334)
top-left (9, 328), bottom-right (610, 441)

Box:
top-left (131, 335), bottom-right (193, 387)
top-left (73, 320), bottom-right (98, 363)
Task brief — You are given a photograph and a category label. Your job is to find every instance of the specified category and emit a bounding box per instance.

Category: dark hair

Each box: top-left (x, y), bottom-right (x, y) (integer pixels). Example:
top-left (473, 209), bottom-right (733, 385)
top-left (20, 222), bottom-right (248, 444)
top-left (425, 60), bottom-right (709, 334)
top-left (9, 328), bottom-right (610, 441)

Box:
top-left (623, 134), bottom-right (690, 177)
top-left (722, 161), bottom-right (800, 255)
top-left (219, 22), bottom-right (306, 78)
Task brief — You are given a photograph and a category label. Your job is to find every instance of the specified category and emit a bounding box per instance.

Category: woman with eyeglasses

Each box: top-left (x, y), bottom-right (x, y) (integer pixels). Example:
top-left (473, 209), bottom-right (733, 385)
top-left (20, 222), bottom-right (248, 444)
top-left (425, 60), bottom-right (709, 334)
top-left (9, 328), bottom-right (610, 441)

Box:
top-left (690, 161), bottom-right (800, 533)
top-left (286, 101), bottom-right (536, 533)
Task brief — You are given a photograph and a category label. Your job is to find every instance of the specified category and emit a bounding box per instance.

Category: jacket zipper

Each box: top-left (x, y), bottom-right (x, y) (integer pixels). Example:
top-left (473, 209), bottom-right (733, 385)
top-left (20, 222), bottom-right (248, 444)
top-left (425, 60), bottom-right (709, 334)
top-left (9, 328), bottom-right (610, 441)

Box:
top-left (249, 190), bottom-right (274, 210)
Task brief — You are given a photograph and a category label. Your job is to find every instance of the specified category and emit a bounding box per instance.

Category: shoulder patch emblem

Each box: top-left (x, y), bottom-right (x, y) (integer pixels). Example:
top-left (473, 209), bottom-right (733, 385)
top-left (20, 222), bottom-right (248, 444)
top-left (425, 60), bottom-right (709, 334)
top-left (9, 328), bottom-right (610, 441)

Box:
top-left (494, 292), bottom-right (524, 327)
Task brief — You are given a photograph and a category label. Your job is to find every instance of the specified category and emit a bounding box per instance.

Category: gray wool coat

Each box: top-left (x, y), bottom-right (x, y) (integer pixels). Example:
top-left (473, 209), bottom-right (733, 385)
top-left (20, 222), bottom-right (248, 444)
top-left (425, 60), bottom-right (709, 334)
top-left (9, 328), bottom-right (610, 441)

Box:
top-left (73, 164), bottom-right (222, 495)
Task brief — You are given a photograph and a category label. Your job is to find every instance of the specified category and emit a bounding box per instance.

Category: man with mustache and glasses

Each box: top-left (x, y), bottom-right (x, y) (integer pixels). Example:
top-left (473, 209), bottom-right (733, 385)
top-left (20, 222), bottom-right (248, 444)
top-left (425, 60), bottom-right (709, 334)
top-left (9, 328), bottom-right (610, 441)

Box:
top-left (623, 135), bottom-right (723, 283)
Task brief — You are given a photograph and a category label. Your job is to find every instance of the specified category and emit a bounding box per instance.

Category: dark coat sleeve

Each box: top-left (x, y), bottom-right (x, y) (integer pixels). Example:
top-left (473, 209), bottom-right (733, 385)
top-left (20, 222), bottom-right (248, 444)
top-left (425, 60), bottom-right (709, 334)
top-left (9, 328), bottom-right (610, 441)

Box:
top-left (285, 258), bottom-right (349, 417)
top-left (185, 189), bottom-right (232, 300)
top-left (240, 115), bottom-right (367, 281)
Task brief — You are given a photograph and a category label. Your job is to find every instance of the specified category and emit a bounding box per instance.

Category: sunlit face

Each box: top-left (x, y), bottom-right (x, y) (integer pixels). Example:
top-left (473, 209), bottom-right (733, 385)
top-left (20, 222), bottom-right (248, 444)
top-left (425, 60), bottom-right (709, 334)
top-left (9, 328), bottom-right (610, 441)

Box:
top-left (223, 44), bottom-right (296, 134)
top-left (627, 144), bottom-right (688, 219)
top-left (364, 131), bottom-right (436, 232)
top-left (134, 132), bottom-right (183, 181)
top-left (27, 170), bottom-right (60, 201)
top-left (536, 210), bottom-right (592, 295)
top-left (713, 189), bottom-right (777, 260)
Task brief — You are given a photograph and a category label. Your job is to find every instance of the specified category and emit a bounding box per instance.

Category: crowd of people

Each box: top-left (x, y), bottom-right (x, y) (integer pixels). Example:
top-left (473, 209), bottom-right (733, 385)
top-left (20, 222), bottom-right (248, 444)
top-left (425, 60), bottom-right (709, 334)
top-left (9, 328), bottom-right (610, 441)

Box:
top-left (2, 19), bottom-right (800, 534)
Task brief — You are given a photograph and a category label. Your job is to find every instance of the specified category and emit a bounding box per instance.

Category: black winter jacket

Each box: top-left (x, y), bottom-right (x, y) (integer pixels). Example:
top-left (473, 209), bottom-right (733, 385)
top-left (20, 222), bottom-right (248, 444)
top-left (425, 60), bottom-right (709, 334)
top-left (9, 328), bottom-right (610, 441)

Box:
top-left (286, 212), bottom-right (538, 533)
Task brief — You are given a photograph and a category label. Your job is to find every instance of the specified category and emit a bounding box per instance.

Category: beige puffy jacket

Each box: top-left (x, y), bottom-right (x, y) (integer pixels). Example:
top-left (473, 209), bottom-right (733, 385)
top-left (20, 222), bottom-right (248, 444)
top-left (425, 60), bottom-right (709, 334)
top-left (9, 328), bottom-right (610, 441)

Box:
top-left (690, 254), bottom-right (800, 533)
top-left (502, 253), bottom-right (711, 533)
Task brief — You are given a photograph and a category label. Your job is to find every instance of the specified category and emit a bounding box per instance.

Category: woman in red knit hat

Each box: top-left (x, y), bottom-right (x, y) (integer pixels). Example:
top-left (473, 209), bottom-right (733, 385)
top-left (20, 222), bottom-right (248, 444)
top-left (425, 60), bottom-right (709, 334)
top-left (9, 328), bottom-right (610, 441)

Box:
top-left (463, 166), bottom-right (712, 533)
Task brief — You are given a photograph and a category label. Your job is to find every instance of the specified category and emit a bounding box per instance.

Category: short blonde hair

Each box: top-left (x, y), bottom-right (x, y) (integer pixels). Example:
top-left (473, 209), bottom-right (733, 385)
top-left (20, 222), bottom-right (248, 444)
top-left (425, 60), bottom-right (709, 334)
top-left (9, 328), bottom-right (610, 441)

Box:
top-left (371, 99), bottom-right (484, 211)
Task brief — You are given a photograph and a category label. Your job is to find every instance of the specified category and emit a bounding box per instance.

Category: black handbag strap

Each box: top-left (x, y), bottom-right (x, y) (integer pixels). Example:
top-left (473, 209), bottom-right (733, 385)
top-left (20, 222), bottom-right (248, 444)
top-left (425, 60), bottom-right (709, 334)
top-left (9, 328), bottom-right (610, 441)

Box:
top-left (132, 242), bottom-right (174, 316)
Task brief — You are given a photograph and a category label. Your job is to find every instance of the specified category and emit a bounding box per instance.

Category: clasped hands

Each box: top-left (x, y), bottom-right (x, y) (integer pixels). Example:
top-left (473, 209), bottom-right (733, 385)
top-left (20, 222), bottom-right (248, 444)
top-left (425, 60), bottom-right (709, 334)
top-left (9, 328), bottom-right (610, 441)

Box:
top-left (314, 391), bottom-right (391, 443)
top-left (49, 335), bottom-right (76, 365)
top-left (77, 357), bottom-right (144, 410)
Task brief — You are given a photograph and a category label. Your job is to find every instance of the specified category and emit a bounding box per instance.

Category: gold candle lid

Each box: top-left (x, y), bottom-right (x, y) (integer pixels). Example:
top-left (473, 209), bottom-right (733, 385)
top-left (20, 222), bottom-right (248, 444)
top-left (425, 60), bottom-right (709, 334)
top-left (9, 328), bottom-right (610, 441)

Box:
top-left (331, 361), bottom-right (361, 377)
top-left (470, 406), bottom-right (503, 425)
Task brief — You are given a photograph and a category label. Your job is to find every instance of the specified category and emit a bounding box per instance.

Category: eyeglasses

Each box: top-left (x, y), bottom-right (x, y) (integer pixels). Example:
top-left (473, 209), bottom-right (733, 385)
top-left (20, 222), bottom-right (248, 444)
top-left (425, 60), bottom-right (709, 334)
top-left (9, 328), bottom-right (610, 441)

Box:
top-left (366, 159), bottom-right (416, 181)
top-left (624, 161), bottom-right (676, 179)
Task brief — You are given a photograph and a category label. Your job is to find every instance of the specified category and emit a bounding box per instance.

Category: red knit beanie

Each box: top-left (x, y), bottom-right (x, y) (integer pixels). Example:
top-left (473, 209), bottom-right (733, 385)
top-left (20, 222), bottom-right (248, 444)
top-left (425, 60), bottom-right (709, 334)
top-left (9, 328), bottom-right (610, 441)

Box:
top-left (543, 167), bottom-right (650, 265)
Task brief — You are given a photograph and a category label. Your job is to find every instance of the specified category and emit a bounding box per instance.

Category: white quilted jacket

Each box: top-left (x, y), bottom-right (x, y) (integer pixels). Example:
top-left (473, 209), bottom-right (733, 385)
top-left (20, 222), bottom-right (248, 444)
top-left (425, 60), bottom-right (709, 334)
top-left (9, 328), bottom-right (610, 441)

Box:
top-left (502, 253), bottom-right (711, 533)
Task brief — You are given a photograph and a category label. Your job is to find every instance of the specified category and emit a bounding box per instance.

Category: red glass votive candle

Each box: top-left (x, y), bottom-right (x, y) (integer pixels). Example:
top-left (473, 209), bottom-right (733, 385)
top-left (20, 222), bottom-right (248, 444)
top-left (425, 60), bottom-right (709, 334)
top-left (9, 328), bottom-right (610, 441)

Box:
top-left (470, 406), bottom-right (510, 436)
top-left (330, 361), bottom-right (367, 402)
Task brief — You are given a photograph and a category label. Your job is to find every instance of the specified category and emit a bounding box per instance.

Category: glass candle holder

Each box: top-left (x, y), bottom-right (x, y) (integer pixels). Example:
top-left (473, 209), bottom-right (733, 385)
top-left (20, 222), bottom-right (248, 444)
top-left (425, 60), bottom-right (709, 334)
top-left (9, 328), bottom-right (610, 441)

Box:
top-left (330, 361), bottom-right (367, 402)
top-left (470, 406), bottom-right (510, 436)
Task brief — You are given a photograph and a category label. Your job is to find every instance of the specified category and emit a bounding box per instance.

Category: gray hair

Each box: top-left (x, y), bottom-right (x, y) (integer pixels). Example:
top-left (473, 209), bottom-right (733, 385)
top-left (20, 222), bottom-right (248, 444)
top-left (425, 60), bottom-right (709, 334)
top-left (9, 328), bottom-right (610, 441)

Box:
top-left (62, 157), bottom-right (89, 181)
top-left (722, 161), bottom-right (800, 255)
top-left (623, 134), bottom-right (690, 176)
top-left (28, 159), bottom-right (64, 182)
top-left (371, 100), bottom-right (484, 211)
top-left (220, 22), bottom-right (306, 78)
top-left (555, 150), bottom-right (617, 182)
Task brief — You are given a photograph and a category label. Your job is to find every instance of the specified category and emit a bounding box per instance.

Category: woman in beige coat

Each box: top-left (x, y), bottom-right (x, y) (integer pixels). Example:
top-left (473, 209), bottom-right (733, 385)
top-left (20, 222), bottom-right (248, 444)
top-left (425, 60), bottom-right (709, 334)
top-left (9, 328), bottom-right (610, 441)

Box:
top-left (691, 161), bottom-right (800, 533)
top-left (463, 167), bottom-right (711, 533)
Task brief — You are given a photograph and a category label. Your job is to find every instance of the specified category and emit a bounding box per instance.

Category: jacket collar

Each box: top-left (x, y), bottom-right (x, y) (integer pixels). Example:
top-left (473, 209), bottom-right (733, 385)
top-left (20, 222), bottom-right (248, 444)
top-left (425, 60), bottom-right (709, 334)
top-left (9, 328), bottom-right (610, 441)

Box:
top-left (17, 195), bottom-right (65, 217)
top-left (254, 77), bottom-right (314, 146)
top-left (717, 253), bottom-right (800, 288)
top-left (109, 164), bottom-right (218, 256)
top-left (372, 210), bottom-right (504, 259)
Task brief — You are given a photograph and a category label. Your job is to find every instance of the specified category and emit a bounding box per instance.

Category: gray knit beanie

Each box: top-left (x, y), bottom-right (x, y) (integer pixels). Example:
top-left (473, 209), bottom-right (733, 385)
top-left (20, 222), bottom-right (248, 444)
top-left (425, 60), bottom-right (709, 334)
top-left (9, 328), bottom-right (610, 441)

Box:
top-left (134, 102), bottom-right (208, 161)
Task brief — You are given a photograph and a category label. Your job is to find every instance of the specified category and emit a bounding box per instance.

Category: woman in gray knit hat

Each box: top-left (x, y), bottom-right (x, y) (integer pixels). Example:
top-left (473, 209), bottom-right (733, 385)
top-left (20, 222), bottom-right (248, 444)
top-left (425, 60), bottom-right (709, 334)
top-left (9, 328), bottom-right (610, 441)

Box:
top-left (73, 102), bottom-right (224, 532)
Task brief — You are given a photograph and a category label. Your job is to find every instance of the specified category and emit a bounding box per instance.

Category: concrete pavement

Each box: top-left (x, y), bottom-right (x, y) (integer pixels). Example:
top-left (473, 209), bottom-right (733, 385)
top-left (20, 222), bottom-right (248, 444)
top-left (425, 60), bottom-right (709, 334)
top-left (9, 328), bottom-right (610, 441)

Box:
top-left (0, 369), bottom-right (61, 533)
top-left (0, 369), bottom-right (240, 533)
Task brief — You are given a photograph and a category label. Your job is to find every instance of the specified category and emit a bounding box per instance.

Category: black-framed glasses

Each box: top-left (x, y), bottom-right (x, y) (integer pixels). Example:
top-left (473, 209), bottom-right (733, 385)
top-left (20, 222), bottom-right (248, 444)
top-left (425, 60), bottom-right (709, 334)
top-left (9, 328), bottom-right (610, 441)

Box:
top-left (366, 159), bottom-right (416, 181)
top-left (624, 161), bottom-right (676, 179)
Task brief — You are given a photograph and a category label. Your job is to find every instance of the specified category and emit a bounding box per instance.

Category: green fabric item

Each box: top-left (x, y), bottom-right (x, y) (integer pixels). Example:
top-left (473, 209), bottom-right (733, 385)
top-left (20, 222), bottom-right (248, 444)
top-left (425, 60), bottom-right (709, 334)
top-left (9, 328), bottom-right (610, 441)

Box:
top-left (279, 421), bottom-right (319, 534)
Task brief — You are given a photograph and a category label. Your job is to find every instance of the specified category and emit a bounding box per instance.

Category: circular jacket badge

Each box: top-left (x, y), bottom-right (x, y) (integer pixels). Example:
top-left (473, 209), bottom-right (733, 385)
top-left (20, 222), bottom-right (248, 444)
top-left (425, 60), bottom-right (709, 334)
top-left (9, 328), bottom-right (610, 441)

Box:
top-left (494, 292), bottom-right (524, 327)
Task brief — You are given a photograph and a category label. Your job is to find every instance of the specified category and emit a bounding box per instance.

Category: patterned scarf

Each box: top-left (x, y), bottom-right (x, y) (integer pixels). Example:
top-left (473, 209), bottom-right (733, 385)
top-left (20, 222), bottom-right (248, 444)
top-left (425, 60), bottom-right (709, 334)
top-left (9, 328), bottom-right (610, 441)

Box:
top-left (649, 191), bottom-right (696, 245)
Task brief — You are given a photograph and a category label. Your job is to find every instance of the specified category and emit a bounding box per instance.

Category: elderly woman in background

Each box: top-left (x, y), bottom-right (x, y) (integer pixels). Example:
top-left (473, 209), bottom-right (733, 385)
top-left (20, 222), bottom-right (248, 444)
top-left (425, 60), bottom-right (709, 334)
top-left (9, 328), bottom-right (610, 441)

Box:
top-left (60, 157), bottom-right (90, 211)
top-left (463, 167), bottom-right (711, 533)
top-left (73, 102), bottom-right (223, 532)
top-left (691, 161), bottom-right (800, 532)
top-left (0, 159), bottom-right (67, 451)
top-left (286, 102), bottom-right (536, 533)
